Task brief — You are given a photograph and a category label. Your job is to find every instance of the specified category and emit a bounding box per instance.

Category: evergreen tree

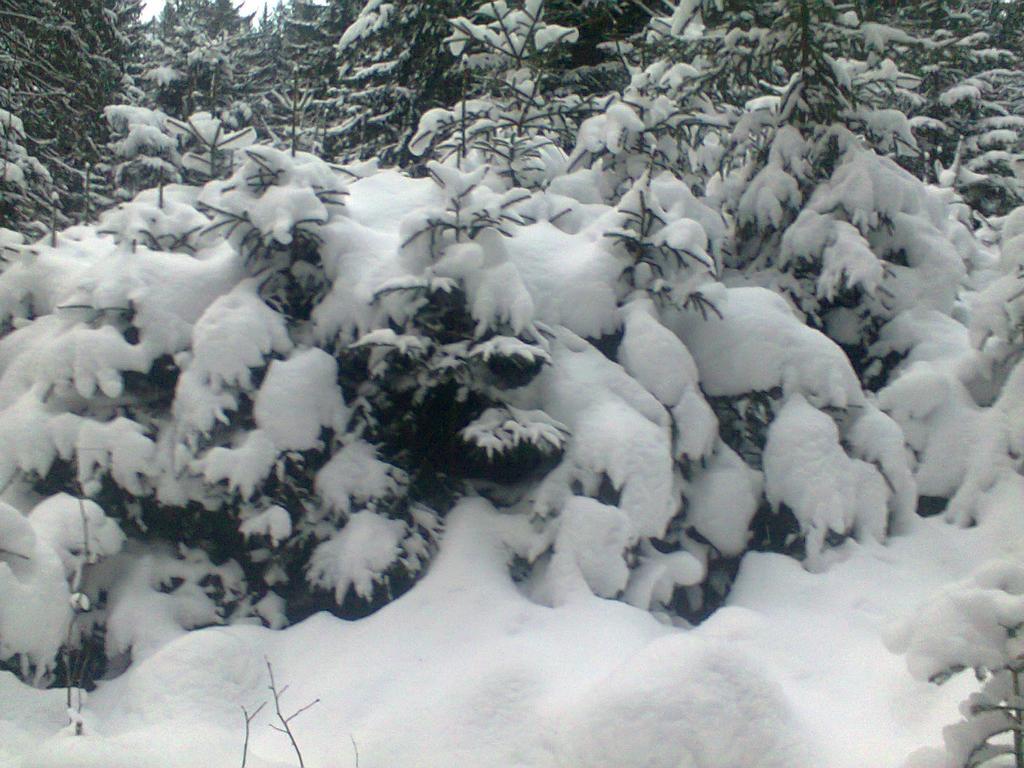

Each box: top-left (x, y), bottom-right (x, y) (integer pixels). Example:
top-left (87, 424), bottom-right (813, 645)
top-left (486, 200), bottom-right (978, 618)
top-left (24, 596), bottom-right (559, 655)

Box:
top-left (408, 0), bottom-right (591, 187)
top-left (0, 0), bottom-right (139, 228)
top-left (890, 559), bottom-right (1024, 768)
top-left (336, 0), bottom-right (471, 165)
top-left (1, 0), bottom-right (1020, 711)
top-left (145, 0), bottom-right (252, 123)
top-left (335, 0), bottom-right (639, 166)
top-left (238, 5), bottom-right (288, 142)
top-left (0, 109), bottom-right (54, 236)
top-left (251, 0), bottom-right (352, 157)
top-left (103, 104), bottom-right (183, 201)
top-left (871, 0), bottom-right (1024, 215)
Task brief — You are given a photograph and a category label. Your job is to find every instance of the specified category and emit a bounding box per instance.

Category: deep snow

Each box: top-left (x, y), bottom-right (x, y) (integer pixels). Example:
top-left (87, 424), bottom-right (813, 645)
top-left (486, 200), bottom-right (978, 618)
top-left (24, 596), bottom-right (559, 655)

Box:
top-left (4, 495), bottom-right (1018, 768)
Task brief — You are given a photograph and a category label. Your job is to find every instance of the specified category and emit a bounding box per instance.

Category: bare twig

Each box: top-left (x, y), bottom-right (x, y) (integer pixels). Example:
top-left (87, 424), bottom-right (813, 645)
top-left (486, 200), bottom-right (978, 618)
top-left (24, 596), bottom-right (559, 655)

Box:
top-left (240, 702), bottom-right (267, 768)
top-left (265, 659), bottom-right (319, 768)
top-left (76, 497), bottom-right (91, 581)
top-left (64, 496), bottom-right (94, 734)
top-left (350, 735), bottom-right (360, 768)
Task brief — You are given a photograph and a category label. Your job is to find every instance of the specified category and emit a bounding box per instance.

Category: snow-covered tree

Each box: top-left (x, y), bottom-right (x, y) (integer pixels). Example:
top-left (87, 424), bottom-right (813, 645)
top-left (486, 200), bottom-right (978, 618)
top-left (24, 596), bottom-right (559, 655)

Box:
top-left (0, 0), bottom-right (143, 226)
top-left (972, 206), bottom-right (1024, 391)
top-left (878, 0), bottom-right (1024, 215)
top-left (1, 0), bottom-right (1019, 706)
top-left (146, 0), bottom-right (253, 123)
top-left (104, 105), bottom-right (183, 199)
top-left (0, 110), bottom-right (53, 235)
top-left (168, 111), bottom-right (257, 182)
top-left (408, 0), bottom-right (587, 186)
top-left (335, 0), bottom-right (470, 164)
top-left (347, 162), bottom-right (560, 490)
top-left (244, 1), bottom-right (351, 158)
top-left (0, 495), bottom-right (126, 685)
top-left (889, 559), bottom-right (1024, 768)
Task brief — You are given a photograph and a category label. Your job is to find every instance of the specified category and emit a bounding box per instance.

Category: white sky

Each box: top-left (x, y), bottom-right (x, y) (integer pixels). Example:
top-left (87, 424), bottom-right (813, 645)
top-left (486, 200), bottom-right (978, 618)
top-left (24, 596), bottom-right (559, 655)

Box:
top-left (141, 0), bottom-right (276, 22)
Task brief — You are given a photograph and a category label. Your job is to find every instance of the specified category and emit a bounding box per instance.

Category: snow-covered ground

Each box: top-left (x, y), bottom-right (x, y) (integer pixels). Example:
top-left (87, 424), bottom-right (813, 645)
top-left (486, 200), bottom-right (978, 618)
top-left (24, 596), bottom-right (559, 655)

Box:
top-left (4, 496), bottom-right (1018, 768)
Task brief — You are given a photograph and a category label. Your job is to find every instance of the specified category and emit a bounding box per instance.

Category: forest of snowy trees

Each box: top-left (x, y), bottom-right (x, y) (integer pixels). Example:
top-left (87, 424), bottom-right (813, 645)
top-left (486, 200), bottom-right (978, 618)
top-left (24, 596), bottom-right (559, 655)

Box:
top-left (1, 2), bottom-right (1024, 767)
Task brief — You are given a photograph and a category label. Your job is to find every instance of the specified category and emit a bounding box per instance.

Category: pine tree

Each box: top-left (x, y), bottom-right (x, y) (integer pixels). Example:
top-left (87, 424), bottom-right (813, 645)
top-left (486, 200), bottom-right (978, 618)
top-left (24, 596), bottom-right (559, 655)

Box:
top-left (889, 559), bottom-right (1024, 768)
top-left (0, 0), bottom-right (137, 228)
top-left (3, 0), bottom-right (1018, 696)
top-left (0, 109), bottom-right (53, 235)
top-left (103, 104), bottom-right (183, 201)
top-left (145, 0), bottom-right (252, 123)
top-left (867, 0), bottom-right (1024, 215)
top-left (335, 0), bottom-right (638, 167)
top-left (251, 1), bottom-right (352, 157)
top-left (349, 161), bottom-right (561, 495)
top-left (335, 0), bottom-right (471, 165)
top-left (407, 0), bottom-right (591, 187)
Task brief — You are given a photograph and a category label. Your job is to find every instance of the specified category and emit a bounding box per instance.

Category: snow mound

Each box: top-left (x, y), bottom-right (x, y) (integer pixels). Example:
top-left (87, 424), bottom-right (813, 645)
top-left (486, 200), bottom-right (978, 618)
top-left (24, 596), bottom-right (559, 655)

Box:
top-left (556, 634), bottom-right (814, 768)
top-left (100, 629), bottom-right (266, 728)
top-left (3, 493), bottom-right (1018, 768)
top-left (671, 285), bottom-right (863, 408)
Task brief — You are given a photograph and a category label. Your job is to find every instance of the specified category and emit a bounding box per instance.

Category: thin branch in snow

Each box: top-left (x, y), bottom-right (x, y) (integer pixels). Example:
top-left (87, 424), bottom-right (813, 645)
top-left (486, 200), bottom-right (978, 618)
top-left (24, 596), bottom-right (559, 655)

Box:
top-left (240, 701), bottom-right (266, 768)
top-left (265, 658), bottom-right (320, 768)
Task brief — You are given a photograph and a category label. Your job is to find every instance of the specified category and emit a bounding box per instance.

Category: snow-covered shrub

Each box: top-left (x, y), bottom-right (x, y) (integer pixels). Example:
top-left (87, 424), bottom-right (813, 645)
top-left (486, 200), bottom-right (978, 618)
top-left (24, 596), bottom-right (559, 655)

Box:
top-left (0, 130), bottom-right (733, 662)
top-left (5, 0), bottom-right (1007, 682)
top-left (0, 495), bottom-right (124, 685)
top-left (872, 211), bottom-right (1021, 527)
top-left (888, 559), bottom-right (1024, 768)
top-left (409, 0), bottom-right (586, 187)
top-left (770, 136), bottom-right (971, 375)
top-left (540, 7), bottom-right (983, 564)
top-left (104, 105), bottom-right (182, 200)
top-left (617, 3), bottom-right (968, 380)
top-left (167, 111), bottom-right (257, 183)
top-left (971, 206), bottom-right (1024, 389)
top-left (667, 284), bottom-right (913, 563)
top-left (566, 59), bottom-right (721, 197)
top-left (607, 170), bottom-right (722, 308)
top-left (198, 144), bottom-right (346, 317)
top-left (95, 184), bottom-right (213, 255)
top-left (1, 501), bottom-right (75, 682)
top-left (0, 148), bottom-right (358, 665)
top-left (345, 160), bottom-right (560, 499)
